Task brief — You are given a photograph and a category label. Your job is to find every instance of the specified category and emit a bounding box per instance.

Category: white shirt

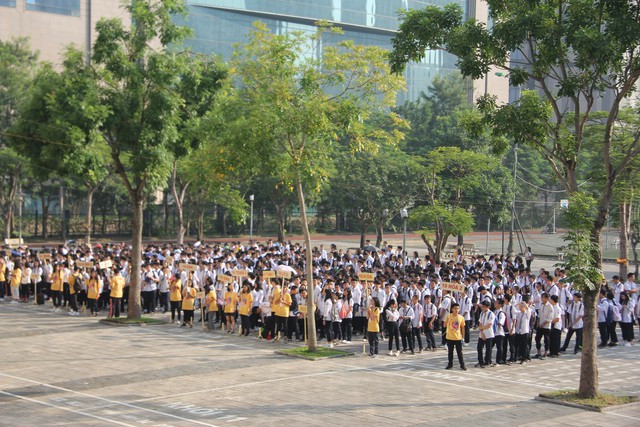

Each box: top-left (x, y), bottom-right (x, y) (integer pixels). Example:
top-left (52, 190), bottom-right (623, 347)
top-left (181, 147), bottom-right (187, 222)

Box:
top-left (479, 309), bottom-right (496, 339)
top-left (538, 302), bottom-right (554, 329)
top-left (494, 309), bottom-right (505, 337)
top-left (551, 304), bottom-right (563, 330)
top-left (515, 308), bottom-right (531, 334)
top-left (570, 301), bottom-right (584, 329)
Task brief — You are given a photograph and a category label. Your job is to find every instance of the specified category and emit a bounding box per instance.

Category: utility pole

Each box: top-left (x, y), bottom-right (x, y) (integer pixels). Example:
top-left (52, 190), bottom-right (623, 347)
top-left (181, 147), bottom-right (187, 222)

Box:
top-left (507, 145), bottom-right (517, 255)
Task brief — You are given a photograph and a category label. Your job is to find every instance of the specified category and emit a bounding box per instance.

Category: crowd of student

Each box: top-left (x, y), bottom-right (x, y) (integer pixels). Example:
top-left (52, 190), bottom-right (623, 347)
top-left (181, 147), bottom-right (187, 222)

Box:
top-left (0, 240), bottom-right (637, 371)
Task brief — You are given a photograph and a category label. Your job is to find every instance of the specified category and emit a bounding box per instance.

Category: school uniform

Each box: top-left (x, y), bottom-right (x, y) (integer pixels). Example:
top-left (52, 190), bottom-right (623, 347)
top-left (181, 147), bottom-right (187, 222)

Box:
top-left (477, 309), bottom-right (495, 366)
top-left (549, 303), bottom-right (563, 356)
top-left (535, 301), bottom-right (553, 356)
top-left (399, 305), bottom-right (414, 353)
top-left (561, 300), bottom-right (583, 353)
top-left (514, 307), bottom-right (531, 362)
top-left (597, 297), bottom-right (611, 346)
top-left (493, 309), bottom-right (506, 363)
top-left (411, 302), bottom-right (424, 352)
top-left (423, 301), bottom-right (438, 349)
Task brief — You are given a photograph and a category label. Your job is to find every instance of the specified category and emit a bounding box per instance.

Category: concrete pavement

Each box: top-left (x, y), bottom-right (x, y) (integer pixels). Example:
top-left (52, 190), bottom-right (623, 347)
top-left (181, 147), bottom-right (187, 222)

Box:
top-left (1, 301), bottom-right (640, 426)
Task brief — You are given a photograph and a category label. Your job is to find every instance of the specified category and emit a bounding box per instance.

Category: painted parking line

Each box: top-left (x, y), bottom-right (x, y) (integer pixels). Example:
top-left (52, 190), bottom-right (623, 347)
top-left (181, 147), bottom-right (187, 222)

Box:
top-left (0, 372), bottom-right (221, 426)
top-left (0, 389), bottom-right (136, 427)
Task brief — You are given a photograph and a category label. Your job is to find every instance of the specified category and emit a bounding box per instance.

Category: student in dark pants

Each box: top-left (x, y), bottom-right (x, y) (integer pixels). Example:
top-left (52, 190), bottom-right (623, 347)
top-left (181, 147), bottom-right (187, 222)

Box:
top-left (560, 292), bottom-right (583, 354)
top-left (444, 303), bottom-right (466, 370)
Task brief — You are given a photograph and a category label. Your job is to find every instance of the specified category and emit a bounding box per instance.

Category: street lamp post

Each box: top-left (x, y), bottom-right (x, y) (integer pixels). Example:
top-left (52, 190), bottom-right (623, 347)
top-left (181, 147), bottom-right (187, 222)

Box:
top-left (400, 208), bottom-right (408, 277)
top-left (249, 194), bottom-right (254, 242)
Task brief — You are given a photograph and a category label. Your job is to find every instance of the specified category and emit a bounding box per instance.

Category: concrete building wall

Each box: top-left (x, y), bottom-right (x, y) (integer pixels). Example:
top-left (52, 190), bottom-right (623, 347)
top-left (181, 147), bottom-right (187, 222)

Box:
top-left (0, 0), bottom-right (127, 66)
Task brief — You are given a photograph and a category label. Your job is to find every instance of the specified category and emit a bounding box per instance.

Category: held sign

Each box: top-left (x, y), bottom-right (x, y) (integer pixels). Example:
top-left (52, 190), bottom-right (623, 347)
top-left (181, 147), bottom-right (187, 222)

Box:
top-left (231, 269), bottom-right (248, 278)
top-left (358, 272), bottom-right (375, 282)
top-left (440, 282), bottom-right (466, 293)
top-left (179, 263), bottom-right (198, 272)
top-left (276, 270), bottom-right (291, 279)
top-left (262, 270), bottom-right (276, 279)
top-left (218, 274), bottom-right (233, 283)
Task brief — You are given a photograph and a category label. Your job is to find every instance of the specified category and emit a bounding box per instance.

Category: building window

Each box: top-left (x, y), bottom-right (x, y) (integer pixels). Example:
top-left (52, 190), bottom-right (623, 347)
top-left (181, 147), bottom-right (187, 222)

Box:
top-left (26, 0), bottom-right (80, 16)
top-left (0, 0), bottom-right (17, 8)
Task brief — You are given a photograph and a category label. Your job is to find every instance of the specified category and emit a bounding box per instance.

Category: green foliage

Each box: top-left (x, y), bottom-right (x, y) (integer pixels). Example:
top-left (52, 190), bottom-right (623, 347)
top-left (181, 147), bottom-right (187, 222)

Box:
top-left (410, 203), bottom-right (475, 238)
top-left (558, 193), bottom-right (603, 292)
top-left (225, 21), bottom-right (406, 191)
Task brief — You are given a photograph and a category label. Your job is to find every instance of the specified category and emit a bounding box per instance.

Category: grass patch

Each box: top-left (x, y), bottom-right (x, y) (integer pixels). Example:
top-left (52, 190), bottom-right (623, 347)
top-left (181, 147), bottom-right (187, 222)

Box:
top-left (276, 346), bottom-right (353, 360)
top-left (100, 317), bottom-right (166, 325)
top-left (539, 389), bottom-right (637, 409)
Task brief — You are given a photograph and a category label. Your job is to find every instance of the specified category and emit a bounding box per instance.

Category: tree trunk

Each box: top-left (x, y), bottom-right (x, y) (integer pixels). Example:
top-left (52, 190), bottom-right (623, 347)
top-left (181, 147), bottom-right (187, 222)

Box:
top-left (375, 224), bottom-right (383, 248)
top-left (171, 160), bottom-right (189, 245)
top-left (457, 233), bottom-right (464, 246)
top-left (619, 202), bottom-right (630, 278)
top-left (41, 192), bottom-right (49, 239)
top-left (163, 188), bottom-right (169, 235)
top-left (579, 288), bottom-right (599, 398)
top-left (128, 195), bottom-right (143, 319)
top-left (295, 179), bottom-right (318, 351)
top-left (276, 204), bottom-right (286, 242)
top-left (359, 228), bottom-right (366, 249)
top-left (85, 185), bottom-right (94, 246)
top-left (196, 203), bottom-right (204, 241)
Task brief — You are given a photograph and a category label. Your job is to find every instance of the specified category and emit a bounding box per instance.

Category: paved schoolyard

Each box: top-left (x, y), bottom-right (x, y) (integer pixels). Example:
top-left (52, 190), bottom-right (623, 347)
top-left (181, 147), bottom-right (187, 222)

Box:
top-left (1, 302), bottom-right (639, 427)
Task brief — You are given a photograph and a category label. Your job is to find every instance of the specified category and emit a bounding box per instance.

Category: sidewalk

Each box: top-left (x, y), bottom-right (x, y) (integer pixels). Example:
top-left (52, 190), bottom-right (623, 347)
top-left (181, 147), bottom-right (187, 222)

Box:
top-left (1, 302), bottom-right (639, 426)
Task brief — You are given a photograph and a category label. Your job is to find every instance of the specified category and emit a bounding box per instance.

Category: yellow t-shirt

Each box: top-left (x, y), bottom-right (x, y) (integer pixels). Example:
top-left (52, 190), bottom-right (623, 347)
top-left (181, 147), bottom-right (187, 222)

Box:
top-left (367, 307), bottom-right (381, 332)
top-left (10, 268), bottom-right (21, 287)
top-left (68, 274), bottom-right (77, 295)
top-left (445, 314), bottom-right (465, 341)
top-left (170, 279), bottom-right (182, 302)
top-left (224, 291), bottom-right (238, 314)
top-left (51, 273), bottom-right (63, 291)
top-left (110, 276), bottom-right (125, 298)
top-left (0, 260), bottom-right (5, 282)
top-left (182, 287), bottom-right (196, 310)
top-left (87, 278), bottom-right (101, 299)
top-left (238, 292), bottom-right (254, 316)
top-left (270, 286), bottom-right (281, 312)
top-left (275, 293), bottom-right (291, 318)
top-left (206, 289), bottom-right (218, 312)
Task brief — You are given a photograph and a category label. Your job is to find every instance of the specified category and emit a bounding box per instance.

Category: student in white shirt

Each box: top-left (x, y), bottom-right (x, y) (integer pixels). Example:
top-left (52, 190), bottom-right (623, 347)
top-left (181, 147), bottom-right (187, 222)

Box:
top-left (515, 297), bottom-right (532, 364)
top-left (423, 295), bottom-right (438, 351)
top-left (410, 295), bottom-right (424, 353)
top-left (493, 298), bottom-right (506, 364)
top-left (476, 300), bottom-right (496, 367)
top-left (548, 295), bottom-right (563, 357)
top-left (399, 299), bottom-right (415, 354)
top-left (560, 292), bottom-right (584, 354)
top-left (385, 299), bottom-right (401, 356)
top-left (597, 289), bottom-right (611, 348)
top-left (619, 291), bottom-right (635, 346)
top-left (534, 293), bottom-right (553, 359)
top-left (459, 289), bottom-right (472, 347)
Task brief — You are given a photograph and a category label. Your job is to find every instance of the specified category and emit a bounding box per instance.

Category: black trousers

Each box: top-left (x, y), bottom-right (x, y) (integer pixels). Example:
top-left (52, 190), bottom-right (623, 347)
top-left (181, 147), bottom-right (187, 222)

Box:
top-left (367, 331), bottom-right (379, 355)
top-left (170, 300), bottom-right (182, 321)
top-left (424, 322), bottom-right (437, 349)
top-left (562, 327), bottom-right (583, 352)
top-left (515, 333), bottom-right (530, 361)
top-left (494, 335), bottom-right (505, 363)
top-left (535, 327), bottom-right (550, 353)
top-left (598, 322), bottom-right (609, 345)
top-left (110, 297), bottom-right (121, 318)
top-left (549, 328), bottom-right (561, 355)
top-left (69, 293), bottom-right (78, 312)
top-left (412, 326), bottom-right (423, 350)
top-left (387, 321), bottom-right (400, 351)
top-left (400, 326), bottom-right (413, 351)
top-left (52, 290), bottom-right (62, 308)
top-left (446, 339), bottom-right (465, 368)
top-left (621, 322), bottom-right (634, 342)
top-left (287, 316), bottom-right (300, 339)
top-left (607, 321), bottom-right (618, 343)
top-left (477, 337), bottom-right (494, 365)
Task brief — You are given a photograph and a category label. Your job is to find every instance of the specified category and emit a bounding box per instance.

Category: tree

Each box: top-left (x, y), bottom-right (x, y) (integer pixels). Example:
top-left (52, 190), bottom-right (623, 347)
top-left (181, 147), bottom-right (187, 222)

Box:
top-left (410, 203), bottom-right (474, 261)
top-left (0, 38), bottom-right (38, 240)
top-left (390, 0), bottom-right (640, 398)
top-left (226, 22), bottom-right (405, 351)
top-left (326, 144), bottom-right (422, 248)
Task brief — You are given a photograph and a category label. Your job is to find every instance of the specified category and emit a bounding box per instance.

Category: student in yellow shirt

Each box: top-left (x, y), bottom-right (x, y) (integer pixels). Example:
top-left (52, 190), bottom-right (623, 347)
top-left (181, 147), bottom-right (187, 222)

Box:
top-left (181, 275), bottom-right (197, 328)
top-left (223, 283), bottom-right (239, 334)
top-left (367, 296), bottom-right (381, 357)
top-left (444, 303), bottom-right (467, 371)
top-left (67, 267), bottom-right (81, 316)
top-left (238, 281), bottom-right (254, 336)
top-left (204, 279), bottom-right (218, 331)
top-left (275, 286), bottom-right (292, 341)
top-left (169, 273), bottom-right (182, 325)
top-left (9, 261), bottom-right (22, 304)
top-left (50, 264), bottom-right (63, 311)
top-left (109, 269), bottom-right (125, 318)
top-left (87, 269), bottom-right (102, 317)
top-left (0, 256), bottom-right (6, 301)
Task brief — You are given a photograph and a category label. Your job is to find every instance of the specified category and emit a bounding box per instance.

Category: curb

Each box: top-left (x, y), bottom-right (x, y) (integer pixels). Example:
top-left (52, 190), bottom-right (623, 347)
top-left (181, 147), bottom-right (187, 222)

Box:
top-left (534, 396), bottom-right (602, 412)
top-left (99, 319), bottom-right (169, 327)
top-left (274, 349), bottom-right (355, 361)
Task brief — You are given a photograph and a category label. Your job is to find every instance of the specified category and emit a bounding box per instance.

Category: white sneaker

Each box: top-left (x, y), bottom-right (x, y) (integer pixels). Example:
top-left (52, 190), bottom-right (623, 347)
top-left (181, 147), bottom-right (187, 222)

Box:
top-left (345, 340), bottom-right (351, 344)
top-left (462, 342), bottom-right (469, 347)
top-left (0, 298), bottom-right (4, 302)
top-left (624, 341), bottom-right (631, 347)
top-left (388, 351), bottom-right (394, 356)
top-left (563, 328), bottom-right (568, 333)
top-left (394, 351), bottom-right (400, 357)
top-left (341, 340), bottom-right (347, 344)
top-left (329, 343), bottom-right (334, 348)
top-left (9, 300), bottom-right (18, 304)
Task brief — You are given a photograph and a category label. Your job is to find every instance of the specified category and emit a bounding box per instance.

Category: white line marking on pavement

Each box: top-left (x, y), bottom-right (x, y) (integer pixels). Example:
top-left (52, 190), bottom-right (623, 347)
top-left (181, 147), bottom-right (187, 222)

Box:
top-left (604, 411), bottom-right (640, 421)
top-left (325, 360), bottom-right (531, 400)
top-left (130, 366), bottom-right (364, 403)
top-left (0, 389), bottom-right (136, 427)
top-left (0, 372), bottom-right (218, 427)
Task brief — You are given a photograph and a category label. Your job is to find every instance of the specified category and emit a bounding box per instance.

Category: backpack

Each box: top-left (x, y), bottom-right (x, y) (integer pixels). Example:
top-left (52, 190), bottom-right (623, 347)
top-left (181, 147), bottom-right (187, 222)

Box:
top-left (73, 276), bottom-right (83, 293)
top-left (611, 301), bottom-right (622, 322)
top-left (339, 303), bottom-right (348, 319)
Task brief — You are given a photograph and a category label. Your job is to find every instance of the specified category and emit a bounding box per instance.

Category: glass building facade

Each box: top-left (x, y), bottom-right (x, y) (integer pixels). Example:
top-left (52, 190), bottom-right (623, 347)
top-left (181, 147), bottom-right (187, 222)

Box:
top-left (25, 0), bottom-right (80, 16)
top-left (180, 0), bottom-right (467, 103)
